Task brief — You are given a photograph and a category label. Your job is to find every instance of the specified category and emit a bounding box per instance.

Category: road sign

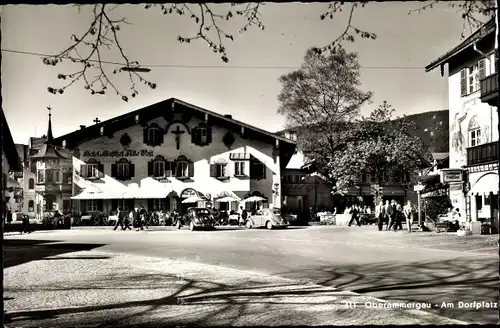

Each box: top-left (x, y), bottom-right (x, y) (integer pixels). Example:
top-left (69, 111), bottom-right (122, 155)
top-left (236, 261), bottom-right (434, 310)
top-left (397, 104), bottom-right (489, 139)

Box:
top-left (414, 184), bottom-right (425, 192)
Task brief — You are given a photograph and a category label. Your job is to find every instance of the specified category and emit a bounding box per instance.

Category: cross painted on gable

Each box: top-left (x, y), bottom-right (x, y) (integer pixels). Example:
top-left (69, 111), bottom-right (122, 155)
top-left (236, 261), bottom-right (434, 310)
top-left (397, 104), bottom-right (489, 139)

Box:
top-left (171, 125), bottom-right (185, 150)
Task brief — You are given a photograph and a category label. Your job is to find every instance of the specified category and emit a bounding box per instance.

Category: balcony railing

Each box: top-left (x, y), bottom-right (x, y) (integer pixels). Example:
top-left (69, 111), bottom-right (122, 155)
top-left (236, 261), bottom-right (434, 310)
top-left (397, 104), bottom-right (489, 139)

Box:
top-left (467, 141), bottom-right (499, 166)
top-left (480, 73), bottom-right (498, 106)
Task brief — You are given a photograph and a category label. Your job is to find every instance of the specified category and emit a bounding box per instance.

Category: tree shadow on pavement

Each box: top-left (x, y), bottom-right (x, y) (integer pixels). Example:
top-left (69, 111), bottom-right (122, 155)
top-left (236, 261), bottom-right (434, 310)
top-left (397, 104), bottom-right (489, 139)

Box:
top-left (3, 268), bottom-right (471, 328)
top-left (277, 256), bottom-right (499, 324)
top-left (3, 239), bottom-right (106, 268)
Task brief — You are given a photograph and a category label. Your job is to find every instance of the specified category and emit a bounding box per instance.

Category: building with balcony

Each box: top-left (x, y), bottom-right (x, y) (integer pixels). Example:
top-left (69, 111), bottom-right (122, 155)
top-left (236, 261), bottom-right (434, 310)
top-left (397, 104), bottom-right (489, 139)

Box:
top-left (426, 18), bottom-right (498, 229)
top-left (1, 108), bottom-right (23, 219)
top-left (49, 98), bottom-right (296, 215)
top-left (29, 108), bottom-right (73, 217)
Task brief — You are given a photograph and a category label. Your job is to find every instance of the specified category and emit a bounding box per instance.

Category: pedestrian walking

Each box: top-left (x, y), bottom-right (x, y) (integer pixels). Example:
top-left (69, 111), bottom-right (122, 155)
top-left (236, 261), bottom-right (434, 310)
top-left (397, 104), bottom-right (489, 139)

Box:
top-left (132, 208), bottom-right (142, 231)
top-left (348, 204), bottom-right (361, 227)
top-left (387, 200), bottom-right (396, 230)
top-left (139, 205), bottom-right (148, 230)
top-left (395, 202), bottom-right (404, 231)
top-left (113, 208), bottom-right (125, 231)
top-left (375, 200), bottom-right (385, 231)
top-left (403, 200), bottom-right (414, 233)
top-left (123, 210), bottom-right (132, 230)
top-left (239, 206), bottom-right (248, 226)
top-left (21, 214), bottom-right (31, 234)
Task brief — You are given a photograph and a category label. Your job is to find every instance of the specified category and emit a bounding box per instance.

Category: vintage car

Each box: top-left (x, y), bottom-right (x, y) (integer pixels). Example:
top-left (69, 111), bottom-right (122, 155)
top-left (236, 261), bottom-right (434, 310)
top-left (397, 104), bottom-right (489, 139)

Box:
top-left (246, 208), bottom-right (289, 230)
top-left (177, 207), bottom-right (216, 231)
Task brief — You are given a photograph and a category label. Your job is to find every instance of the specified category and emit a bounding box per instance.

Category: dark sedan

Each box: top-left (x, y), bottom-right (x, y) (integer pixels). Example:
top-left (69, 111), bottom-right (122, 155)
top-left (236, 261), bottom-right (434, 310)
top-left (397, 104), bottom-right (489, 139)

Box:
top-left (177, 207), bottom-right (216, 231)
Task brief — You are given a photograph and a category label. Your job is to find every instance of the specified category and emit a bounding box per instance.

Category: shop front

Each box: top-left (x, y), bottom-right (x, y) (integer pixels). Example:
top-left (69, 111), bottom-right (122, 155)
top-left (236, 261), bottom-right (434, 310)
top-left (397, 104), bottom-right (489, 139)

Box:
top-left (467, 172), bottom-right (499, 233)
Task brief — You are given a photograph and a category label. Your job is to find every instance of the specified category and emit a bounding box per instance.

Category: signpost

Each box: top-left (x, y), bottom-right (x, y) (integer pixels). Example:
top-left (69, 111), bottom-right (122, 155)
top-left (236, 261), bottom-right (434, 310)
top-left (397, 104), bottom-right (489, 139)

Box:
top-left (414, 183), bottom-right (425, 226)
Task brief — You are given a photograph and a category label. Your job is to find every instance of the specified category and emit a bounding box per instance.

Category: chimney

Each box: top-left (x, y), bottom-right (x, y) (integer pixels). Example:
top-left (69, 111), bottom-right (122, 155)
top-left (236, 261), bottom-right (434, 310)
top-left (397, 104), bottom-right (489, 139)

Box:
top-left (224, 114), bottom-right (233, 119)
top-left (80, 125), bottom-right (86, 130)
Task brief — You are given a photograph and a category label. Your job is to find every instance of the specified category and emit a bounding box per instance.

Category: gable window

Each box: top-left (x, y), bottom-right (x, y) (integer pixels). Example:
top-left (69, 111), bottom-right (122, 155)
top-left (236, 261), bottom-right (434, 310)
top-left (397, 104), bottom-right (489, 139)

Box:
top-left (461, 59), bottom-right (486, 96)
top-left (112, 158), bottom-right (134, 181)
top-left (234, 161), bottom-right (245, 176)
top-left (28, 178), bottom-right (35, 190)
top-left (143, 123), bottom-right (164, 147)
top-left (192, 123), bottom-right (212, 146)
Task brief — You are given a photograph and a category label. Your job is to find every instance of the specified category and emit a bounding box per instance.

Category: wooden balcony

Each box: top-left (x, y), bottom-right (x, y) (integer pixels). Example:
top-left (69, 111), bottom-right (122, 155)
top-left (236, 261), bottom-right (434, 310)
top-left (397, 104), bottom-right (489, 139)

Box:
top-left (480, 73), bottom-right (498, 107)
top-left (467, 141), bottom-right (499, 166)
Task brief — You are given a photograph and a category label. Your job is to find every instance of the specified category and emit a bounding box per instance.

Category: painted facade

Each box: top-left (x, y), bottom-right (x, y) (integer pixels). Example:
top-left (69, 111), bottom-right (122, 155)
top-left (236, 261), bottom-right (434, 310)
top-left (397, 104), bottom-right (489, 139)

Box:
top-left (52, 98), bottom-right (295, 215)
top-left (426, 18), bottom-right (498, 228)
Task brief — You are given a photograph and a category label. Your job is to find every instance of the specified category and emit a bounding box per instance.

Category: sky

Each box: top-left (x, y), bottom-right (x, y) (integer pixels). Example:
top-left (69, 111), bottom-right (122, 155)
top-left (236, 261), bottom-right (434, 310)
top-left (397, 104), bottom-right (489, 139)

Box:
top-left (1, 2), bottom-right (474, 144)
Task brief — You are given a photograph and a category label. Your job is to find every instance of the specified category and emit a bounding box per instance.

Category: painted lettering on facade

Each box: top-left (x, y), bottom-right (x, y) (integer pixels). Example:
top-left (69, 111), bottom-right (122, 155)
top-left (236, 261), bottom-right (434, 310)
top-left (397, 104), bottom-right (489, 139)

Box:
top-left (82, 149), bottom-right (154, 157)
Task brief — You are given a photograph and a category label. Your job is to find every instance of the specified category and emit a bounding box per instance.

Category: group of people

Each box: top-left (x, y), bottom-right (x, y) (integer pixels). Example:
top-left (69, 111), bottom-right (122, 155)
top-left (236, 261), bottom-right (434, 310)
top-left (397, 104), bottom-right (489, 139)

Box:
top-left (375, 199), bottom-right (416, 232)
top-left (113, 206), bottom-right (150, 231)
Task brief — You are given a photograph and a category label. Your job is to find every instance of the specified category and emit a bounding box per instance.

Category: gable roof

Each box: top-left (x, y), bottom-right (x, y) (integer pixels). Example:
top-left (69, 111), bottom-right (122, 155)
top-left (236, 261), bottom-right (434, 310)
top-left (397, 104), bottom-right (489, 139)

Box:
top-left (1, 109), bottom-right (22, 171)
top-left (425, 18), bottom-right (496, 72)
top-left (51, 98), bottom-right (297, 168)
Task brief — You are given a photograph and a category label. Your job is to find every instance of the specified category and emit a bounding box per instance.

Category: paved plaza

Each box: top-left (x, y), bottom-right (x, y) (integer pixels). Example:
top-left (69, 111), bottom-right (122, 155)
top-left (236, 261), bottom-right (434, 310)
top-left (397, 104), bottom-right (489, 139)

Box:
top-left (3, 226), bottom-right (498, 326)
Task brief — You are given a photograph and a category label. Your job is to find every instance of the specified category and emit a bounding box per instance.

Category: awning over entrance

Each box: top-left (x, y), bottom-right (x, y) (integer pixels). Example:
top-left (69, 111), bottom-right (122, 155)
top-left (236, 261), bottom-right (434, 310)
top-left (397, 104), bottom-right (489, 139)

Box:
top-left (468, 173), bottom-right (499, 196)
top-left (71, 189), bottom-right (125, 200)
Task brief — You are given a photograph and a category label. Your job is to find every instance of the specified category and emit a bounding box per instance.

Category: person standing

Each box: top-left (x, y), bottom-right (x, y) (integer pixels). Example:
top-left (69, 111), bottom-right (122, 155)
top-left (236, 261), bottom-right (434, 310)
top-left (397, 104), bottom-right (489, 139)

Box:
top-left (348, 204), bottom-right (361, 227)
top-left (403, 200), bottom-right (414, 233)
top-left (113, 207), bottom-right (125, 231)
top-left (375, 200), bottom-right (385, 231)
top-left (21, 214), bottom-right (31, 234)
top-left (139, 205), bottom-right (148, 230)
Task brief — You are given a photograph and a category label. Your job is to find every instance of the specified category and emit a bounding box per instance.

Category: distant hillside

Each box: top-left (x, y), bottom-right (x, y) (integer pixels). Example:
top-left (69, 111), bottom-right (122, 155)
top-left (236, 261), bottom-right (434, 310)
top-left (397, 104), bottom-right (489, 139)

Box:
top-left (400, 110), bottom-right (449, 153)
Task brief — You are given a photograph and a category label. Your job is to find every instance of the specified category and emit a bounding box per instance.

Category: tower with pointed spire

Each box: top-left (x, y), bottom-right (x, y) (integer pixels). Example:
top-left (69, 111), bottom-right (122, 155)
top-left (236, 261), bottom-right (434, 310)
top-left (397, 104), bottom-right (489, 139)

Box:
top-left (29, 107), bottom-right (73, 218)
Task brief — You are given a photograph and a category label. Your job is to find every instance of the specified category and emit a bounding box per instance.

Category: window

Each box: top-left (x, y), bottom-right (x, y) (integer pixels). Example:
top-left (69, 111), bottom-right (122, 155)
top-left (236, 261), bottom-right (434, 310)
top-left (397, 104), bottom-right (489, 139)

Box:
top-left (86, 200), bottom-right (98, 212)
top-left (86, 164), bottom-right (99, 178)
top-left (118, 162), bottom-right (130, 178)
top-left (28, 178), bottom-right (35, 190)
top-left (216, 164), bottom-right (227, 178)
top-left (470, 129), bottom-right (481, 147)
top-left (461, 59), bottom-right (486, 96)
top-left (118, 199), bottom-right (129, 211)
top-left (154, 161), bottom-right (164, 177)
top-left (28, 200), bottom-right (34, 212)
top-left (55, 171), bottom-right (61, 183)
top-left (234, 162), bottom-right (245, 176)
top-left (143, 124), bottom-right (164, 146)
top-left (192, 124), bottom-right (212, 146)
top-left (37, 170), bottom-right (45, 183)
top-left (286, 175), bottom-right (293, 183)
top-left (176, 161), bottom-right (188, 178)
top-left (153, 199), bottom-right (163, 210)
top-left (250, 161), bottom-right (266, 180)
top-left (63, 172), bottom-right (72, 184)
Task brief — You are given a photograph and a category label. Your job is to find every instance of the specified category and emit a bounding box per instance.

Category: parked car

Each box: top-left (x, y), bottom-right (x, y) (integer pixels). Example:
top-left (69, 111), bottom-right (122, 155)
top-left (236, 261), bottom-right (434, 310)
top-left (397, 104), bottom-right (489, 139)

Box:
top-left (246, 208), bottom-right (289, 230)
top-left (177, 207), bottom-right (216, 231)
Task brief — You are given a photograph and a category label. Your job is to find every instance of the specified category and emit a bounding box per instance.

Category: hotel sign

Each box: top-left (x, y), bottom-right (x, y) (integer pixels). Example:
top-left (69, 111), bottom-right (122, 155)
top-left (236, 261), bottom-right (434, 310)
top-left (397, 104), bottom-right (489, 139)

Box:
top-left (180, 188), bottom-right (198, 198)
top-left (82, 149), bottom-right (154, 158)
top-left (441, 170), bottom-right (463, 183)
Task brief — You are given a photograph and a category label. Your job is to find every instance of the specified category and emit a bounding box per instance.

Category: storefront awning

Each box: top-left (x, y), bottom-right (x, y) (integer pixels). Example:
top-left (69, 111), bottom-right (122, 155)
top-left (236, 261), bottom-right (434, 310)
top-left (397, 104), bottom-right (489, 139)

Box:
top-left (468, 174), bottom-right (499, 196)
top-left (71, 190), bottom-right (125, 200)
top-left (121, 186), bottom-right (174, 199)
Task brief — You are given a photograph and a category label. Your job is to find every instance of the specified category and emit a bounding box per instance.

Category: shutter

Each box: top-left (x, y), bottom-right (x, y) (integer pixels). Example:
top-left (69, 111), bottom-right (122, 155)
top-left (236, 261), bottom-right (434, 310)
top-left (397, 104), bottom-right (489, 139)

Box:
top-left (158, 128), bottom-right (164, 145)
top-left (207, 126), bottom-right (212, 144)
top-left (478, 59), bottom-right (486, 79)
top-left (148, 161), bottom-right (154, 176)
top-left (98, 163), bottom-right (105, 178)
top-left (224, 163), bottom-right (230, 177)
top-left (111, 199), bottom-right (118, 211)
top-left (97, 199), bottom-right (104, 212)
top-left (460, 69), bottom-right (467, 97)
top-left (262, 164), bottom-right (266, 179)
top-left (241, 162), bottom-right (246, 176)
top-left (188, 162), bottom-right (194, 177)
top-left (210, 164), bottom-right (217, 177)
top-left (80, 164), bottom-right (87, 178)
top-left (191, 128), bottom-right (197, 144)
top-left (130, 164), bottom-right (135, 178)
top-left (147, 199), bottom-right (154, 211)
top-left (111, 164), bottom-right (117, 178)
top-left (143, 127), bottom-right (149, 145)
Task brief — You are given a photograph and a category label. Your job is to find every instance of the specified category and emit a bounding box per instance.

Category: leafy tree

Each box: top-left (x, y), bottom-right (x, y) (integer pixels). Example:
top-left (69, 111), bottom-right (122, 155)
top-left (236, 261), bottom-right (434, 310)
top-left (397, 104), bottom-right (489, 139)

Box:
top-left (277, 47), bottom-right (372, 180)
top-left (39, 1), bottom-right (496, 100)
top-left (327, 101), bottom-right (431, 193)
